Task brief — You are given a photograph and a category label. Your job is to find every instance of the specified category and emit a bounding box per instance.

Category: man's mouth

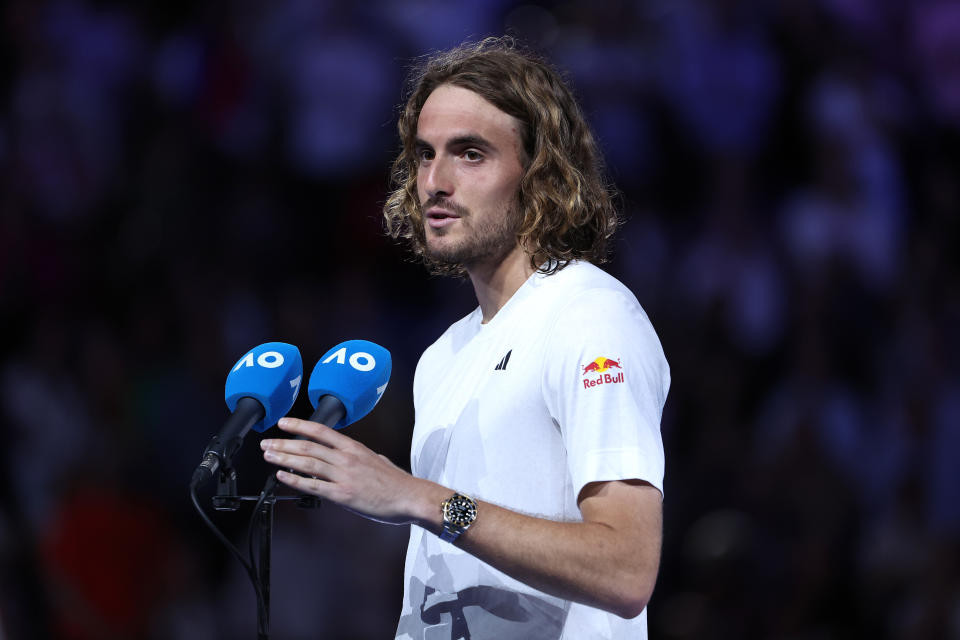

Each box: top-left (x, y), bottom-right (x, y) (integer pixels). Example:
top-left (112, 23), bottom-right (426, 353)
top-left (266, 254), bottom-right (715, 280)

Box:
top-left (426, 208), bottom-right (461, 229)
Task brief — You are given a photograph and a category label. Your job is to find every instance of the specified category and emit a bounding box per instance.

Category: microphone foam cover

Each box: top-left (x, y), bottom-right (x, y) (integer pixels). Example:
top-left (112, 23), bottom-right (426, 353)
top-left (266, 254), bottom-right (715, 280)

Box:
top-left (308, 339), bottom-right (391, 429)
top-left (224, 342), bottom-right (303, 432)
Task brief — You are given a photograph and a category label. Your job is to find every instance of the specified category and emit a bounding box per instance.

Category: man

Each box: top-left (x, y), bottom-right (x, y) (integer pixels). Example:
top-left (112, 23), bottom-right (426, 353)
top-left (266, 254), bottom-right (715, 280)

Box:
top-left (261, 37), bottom-right (670, 639)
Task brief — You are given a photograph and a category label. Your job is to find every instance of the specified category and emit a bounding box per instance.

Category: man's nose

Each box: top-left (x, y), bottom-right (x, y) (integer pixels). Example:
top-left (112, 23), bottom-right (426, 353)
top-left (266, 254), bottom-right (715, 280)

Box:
top-left (421, 155), bottom-right (454, 199)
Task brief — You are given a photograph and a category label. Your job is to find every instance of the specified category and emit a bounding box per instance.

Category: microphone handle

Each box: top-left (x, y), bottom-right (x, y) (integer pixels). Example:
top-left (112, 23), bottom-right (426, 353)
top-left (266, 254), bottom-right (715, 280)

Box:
top-left (261, 394), bottom-right (346, 496)
top-left (309, 394), bottom-right (347, 427)
top-left (191, 396), bottom-right (265, 488)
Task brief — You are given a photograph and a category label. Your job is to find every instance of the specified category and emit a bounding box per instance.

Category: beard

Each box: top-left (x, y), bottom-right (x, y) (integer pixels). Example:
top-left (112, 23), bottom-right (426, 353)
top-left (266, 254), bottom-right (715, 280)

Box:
top-left (422, 197), bottom-right (521, 270)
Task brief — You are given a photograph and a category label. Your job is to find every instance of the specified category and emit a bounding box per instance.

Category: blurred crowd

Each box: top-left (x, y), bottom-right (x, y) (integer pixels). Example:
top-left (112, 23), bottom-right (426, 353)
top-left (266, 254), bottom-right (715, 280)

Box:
top-left (1, 0), bottom-right (958, 638)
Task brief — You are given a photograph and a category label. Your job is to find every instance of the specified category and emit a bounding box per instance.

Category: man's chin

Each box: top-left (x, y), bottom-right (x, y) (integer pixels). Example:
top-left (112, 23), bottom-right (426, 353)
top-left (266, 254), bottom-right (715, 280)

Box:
top-left (424, 234), bottom-right (517, 271)
top-left (425, 248), bottom-right (466, 267)
top-left (425, 235), bottom-right (459, 259)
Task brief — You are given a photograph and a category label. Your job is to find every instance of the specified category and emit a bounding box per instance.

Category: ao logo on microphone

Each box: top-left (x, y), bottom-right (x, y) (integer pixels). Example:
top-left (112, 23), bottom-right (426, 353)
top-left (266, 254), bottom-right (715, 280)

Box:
top-left (308, 340), bottom-right (391, 429)
top-left (233, 350), bottom-right (286, 370)
top-left (322, 346), bottom-right (377, 372)
top-left (231, 346), bottom-right (303, 404)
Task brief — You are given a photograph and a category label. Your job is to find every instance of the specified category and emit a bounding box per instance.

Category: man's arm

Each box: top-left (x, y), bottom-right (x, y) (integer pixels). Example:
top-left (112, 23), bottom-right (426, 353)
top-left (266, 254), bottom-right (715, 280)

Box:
top-left (262, 417), bottom-right (662, 619)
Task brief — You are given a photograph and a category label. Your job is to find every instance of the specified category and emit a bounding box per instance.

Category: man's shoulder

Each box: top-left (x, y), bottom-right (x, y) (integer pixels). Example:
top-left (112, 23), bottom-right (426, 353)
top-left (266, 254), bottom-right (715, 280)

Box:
top-left (538, 263), bottom-right (662, 362)
top-left (536, 261), bottom-right (641, 314)
top-left (540, 260), bottom-right (631, 292)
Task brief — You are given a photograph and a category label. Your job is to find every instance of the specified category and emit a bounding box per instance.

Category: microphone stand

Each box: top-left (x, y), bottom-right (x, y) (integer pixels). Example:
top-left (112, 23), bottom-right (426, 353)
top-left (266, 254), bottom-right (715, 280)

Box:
top-left (199, 396), bottom-right (342, 638)
top-left (256, 495), bottom-right (274, 631)
top-left (211, 465), bottom-right (319, 639)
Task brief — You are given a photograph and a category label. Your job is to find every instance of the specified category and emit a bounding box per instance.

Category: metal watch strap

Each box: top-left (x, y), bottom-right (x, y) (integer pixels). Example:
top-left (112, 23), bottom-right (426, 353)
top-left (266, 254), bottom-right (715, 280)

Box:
top-left (439, 524), bottom-right (462, 543)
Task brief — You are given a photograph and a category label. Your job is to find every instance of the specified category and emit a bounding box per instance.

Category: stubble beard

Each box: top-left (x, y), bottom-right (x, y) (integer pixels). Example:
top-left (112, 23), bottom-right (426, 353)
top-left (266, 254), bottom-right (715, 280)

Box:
top-left (423, 199), bottom-right (521, 271)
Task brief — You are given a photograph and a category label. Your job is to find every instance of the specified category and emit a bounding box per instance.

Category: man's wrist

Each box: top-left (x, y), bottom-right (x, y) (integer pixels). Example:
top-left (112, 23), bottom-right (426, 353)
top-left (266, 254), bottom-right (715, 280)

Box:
top-left (406, 479), bottom-right (452, 532)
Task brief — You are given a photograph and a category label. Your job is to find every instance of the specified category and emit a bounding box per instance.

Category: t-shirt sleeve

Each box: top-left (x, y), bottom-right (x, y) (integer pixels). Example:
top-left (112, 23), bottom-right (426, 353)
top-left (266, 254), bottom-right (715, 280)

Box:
top-left (541, 287), bottom-right (669, 500)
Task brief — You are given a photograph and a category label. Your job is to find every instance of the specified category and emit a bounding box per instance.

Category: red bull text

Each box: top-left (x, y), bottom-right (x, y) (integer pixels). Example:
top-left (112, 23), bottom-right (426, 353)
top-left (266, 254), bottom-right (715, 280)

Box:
top-left (581, 356), bottom-right (625, 388)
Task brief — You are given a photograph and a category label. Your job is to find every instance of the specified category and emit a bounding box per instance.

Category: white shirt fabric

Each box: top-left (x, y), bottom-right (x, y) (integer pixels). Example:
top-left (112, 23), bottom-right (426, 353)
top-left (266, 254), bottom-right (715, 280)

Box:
top-left (395, 261), bottom-right (670, 640)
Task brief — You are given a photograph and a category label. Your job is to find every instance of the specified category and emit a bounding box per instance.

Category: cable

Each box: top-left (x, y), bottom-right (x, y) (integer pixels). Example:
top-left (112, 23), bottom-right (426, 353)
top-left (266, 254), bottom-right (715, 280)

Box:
top-left (189, 481), bottom-right (269, 637)
top-left (248, 486), bottom-right (270, 581)
top-left (248, 483), bottom-right (274, 632)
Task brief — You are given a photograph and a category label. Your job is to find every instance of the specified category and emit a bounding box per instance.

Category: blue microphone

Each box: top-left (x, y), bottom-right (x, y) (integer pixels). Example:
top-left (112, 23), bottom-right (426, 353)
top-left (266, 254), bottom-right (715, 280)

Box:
top-left (307, 339), bottom-right (391, 428)
top-left (192, 342), bottom-right (303, 487)
top-left (261, 340), bottom-right (390, 497)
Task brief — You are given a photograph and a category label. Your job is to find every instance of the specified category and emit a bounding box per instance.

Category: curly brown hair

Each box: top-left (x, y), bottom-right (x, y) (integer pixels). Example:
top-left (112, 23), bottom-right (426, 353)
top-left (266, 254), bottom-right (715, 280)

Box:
top-left (383, 36), bottom-right (619, 276)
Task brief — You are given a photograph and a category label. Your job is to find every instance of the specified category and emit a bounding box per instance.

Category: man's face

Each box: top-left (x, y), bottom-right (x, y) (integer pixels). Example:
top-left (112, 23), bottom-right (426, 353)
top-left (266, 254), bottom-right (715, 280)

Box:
top-left (414, 84), bottom-right (527, 270)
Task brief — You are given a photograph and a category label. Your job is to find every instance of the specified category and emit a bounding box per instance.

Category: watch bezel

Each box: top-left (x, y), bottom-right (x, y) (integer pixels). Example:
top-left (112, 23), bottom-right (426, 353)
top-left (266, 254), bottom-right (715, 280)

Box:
top-left (441, 493), bottom-right (477, 542)
top-left (443, 494), bottom-right (478, 527)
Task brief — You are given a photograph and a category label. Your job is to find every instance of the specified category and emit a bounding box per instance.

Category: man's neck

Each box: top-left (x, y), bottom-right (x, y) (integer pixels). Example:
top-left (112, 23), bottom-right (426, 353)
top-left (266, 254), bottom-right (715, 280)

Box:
top-left (467, 245), bottom-right (536, 324)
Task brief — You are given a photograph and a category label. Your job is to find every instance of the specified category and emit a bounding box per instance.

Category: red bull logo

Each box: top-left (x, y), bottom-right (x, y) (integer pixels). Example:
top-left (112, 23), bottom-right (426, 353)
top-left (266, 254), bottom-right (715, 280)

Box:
top-left (581, 356), bottom-right (624, 388)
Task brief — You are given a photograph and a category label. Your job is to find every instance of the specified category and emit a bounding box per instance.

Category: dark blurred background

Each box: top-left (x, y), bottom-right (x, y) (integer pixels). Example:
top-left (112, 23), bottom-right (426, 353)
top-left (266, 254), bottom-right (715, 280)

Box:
top-left (1, 0), bottom-right (959, 638)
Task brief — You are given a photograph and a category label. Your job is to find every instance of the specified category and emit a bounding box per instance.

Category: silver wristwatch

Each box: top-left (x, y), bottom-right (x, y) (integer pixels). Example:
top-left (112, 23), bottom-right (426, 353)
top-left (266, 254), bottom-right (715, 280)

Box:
top-left (440, 492), bottom-right (478, 543)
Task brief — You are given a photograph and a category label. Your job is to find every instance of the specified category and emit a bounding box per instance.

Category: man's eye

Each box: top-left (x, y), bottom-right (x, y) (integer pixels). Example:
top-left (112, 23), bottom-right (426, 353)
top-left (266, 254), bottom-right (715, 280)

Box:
top-left (417, 149), bottom-right (433, 163)
top-left (464, 150), bottom-right (483, 161)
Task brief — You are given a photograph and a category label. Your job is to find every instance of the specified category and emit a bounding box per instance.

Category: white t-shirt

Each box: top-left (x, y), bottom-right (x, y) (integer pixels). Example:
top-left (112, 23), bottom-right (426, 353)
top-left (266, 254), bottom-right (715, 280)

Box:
top-left (396, 261), bottom-right (669, 640)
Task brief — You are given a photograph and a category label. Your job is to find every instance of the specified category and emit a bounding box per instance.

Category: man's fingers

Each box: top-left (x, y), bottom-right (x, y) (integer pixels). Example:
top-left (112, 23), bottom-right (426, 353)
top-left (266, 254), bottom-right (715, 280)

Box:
top-left (274, 417), bottom-right (353, 447)
top-left (261, 436), bottom-right (333, 459)
top-left (262, 448), bottom-right (336, 479)
top-left (274, 470), bottom-right (334, 496)
top-left (276, 416), bottom-right (330, 439)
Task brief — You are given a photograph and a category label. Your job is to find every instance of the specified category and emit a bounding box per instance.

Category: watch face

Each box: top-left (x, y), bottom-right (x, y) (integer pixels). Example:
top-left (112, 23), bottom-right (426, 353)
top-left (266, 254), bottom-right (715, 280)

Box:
top-left (445, 494), bottom-right (477, 527)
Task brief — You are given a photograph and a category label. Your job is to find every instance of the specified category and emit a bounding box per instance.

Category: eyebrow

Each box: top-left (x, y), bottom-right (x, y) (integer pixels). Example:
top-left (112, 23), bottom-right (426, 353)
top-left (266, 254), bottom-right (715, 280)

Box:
top-left (414, 134), bottom-right (496, 153)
